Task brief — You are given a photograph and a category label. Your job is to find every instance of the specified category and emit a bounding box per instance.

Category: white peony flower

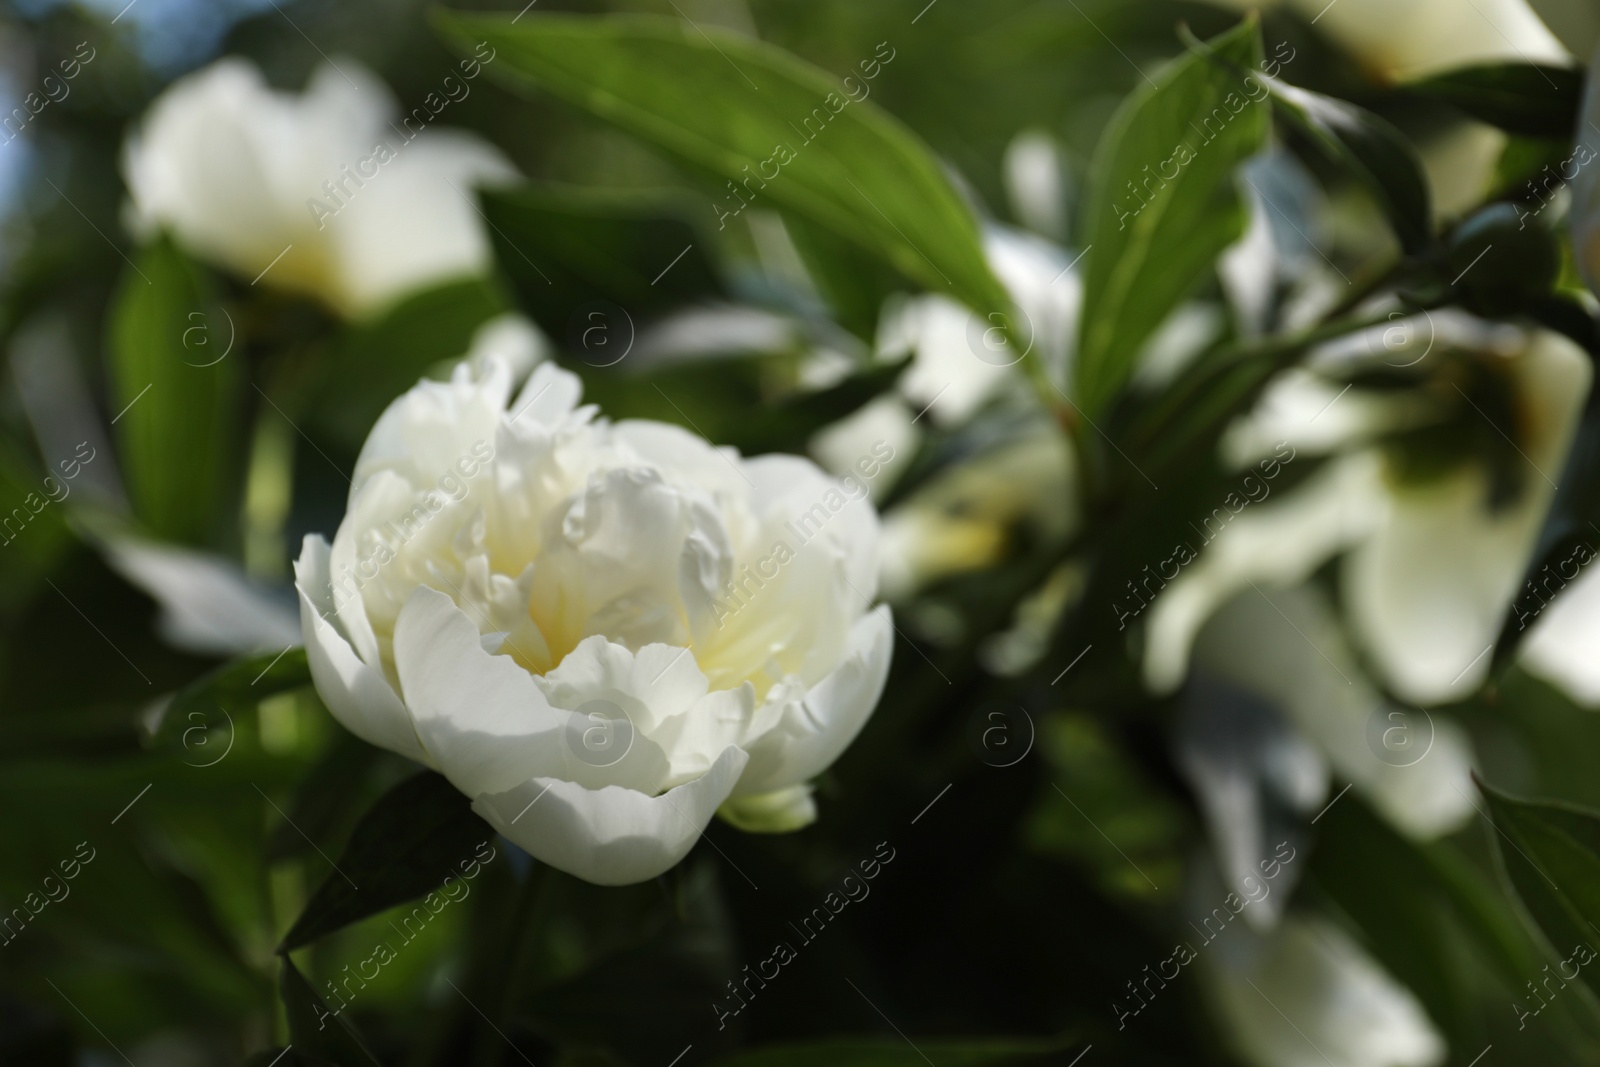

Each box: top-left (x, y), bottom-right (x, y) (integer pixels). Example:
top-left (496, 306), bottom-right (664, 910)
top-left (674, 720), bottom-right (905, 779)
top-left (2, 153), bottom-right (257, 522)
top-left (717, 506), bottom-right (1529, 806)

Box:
top-left (293, 356), bottom-right (892, 885)
top-left (122, 57), bottom-right (517, 319)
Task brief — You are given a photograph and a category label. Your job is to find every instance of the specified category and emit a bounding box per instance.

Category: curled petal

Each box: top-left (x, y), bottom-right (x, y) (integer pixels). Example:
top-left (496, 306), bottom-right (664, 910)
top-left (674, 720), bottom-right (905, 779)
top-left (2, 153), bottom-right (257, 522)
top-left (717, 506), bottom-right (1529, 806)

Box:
top-left (294, 536), bottom-right (426, 764)
top-left (473, 745), bottom-right (749, 886)
top-left (393, 586), bottom-right (568, 795)
top-left (735, 605), bottom-right (892, 797)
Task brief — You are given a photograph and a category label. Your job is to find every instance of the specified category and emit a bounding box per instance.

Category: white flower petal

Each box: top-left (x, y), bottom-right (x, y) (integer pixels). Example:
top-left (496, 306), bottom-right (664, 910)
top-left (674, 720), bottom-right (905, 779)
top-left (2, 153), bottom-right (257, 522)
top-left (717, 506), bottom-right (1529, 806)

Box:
top-left (1194, 587), bottom-right (1474, 839)
top-left (1208, 917), bottom-right (1447, 1067)
top-left (1522, 560), bottom-right (1600, 705)
top-left (1274, 0), bottom-right (1567, 82)
top-left (1144, 452), bottom-right (1387, 694)
top-left (472, 745), bottom-right (749, 886)
top-left (734, 605), bottom-right (892, 797)
top-left (393, 586), bottom-right (568, 795)
top-left (352, 359), bottom-right (513, 495)
top-left (1345, 329), bottom-right (1590, 704)
top-left (330, 129), bottom-right (517, 317)
top-left (293, 536), bottom-right (426, 764)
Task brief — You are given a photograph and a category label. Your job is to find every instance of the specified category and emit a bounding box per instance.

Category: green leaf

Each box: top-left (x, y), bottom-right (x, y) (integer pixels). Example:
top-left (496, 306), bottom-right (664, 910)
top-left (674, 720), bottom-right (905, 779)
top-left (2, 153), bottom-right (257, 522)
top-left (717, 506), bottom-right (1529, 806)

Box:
top-left (1409, 63), bottom-right (1582, 140)
top-left (151, 648), bottom-right (312, 756)
top-left (432, 11), bottom-right (1007, 316)
top-left (1479, 778), bottom-right (1600, 1004)
top-left (481, 183), bottom-right (724, 342)
top-left (1310, 792), bottom-right (1548, 1045)
top-left (279, 955), bottom-right (381, 1066)
top-left (106, 237), bottom-right (244, 545)
top-left (1075, 18), bottom-right (1267, 418)
top-left (1025, 713), bottom-right (1184, 903)
top-left (1263, 76), bottom-right (1432, 252)
top-left (702, 1036), bottom-right (1070, 1067)
top-left (314, 276), bottom-right (506, 450)
top-left (576, 352), bottom-right (907, 456)
top-left (279, 771), bottom-right (492, 951)
top-left (784, 212), bottom-right (912, 340)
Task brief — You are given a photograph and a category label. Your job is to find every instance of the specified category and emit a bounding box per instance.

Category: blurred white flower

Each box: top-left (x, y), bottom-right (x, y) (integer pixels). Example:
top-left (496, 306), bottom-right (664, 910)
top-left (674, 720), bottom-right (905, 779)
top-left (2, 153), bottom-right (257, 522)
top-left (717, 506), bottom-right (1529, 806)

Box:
top-left (1214, 0), bottom-right (1567, 82)
top-left (874, 226), bottom-right (1083, 428)
top-left (1188, 586), bottom-right (1475, 840)
top-left (1569, 45), bottom-right (1600, 297)
top-left (1207, 916), bottom-right (1447, 1067)
top-left (1002, 129), bottom-right (1070, 243)
top-left (122, 57), bottom-right (517, 319)
top-left (878, 426), bottom-right (1076, 601)
top-left (814, 226), bottom-right (1082, 599)
top-left (1521, 561), bottom-right (1600, 704)
top-left (295, 354), bottom-right (891, 885)
top-left (1147, 311), bottom-right (1590, 706)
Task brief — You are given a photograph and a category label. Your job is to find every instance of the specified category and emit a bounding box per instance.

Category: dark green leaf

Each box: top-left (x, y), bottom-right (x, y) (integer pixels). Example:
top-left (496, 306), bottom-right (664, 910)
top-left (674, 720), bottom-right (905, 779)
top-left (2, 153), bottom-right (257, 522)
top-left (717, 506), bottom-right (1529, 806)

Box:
top-left (433, 12), bottom-right (1007, 316)
top-left (784, 212), bottom-right (911, 340)
top-left (106, 237), bottom-right (243, 545)
top-left (1265, 75), bottom-right (1432, 252)
top-left (279, 955), bottom-right (381, 1066)
top-left (1310, 792), bottom-right (1547, 1045)
top-left (266, 732), bottom-right (383, 863)
top-left (577, 353), bottom-right (906, 456)
top-left (1410, 63), bottom-right (1582, 140)
top-left (1479, 778), bottom-right (1600, 1004)
top-left (1075, 18), bottom-right (1267, 418)
top-left (151, 648), bottom-right (311, 755)
top-left (314, 276), bottom-right (506, 450)
top-left (481, 183), bottom-right (724, 342)
top-left (279, 771), bottom-right (492, 951)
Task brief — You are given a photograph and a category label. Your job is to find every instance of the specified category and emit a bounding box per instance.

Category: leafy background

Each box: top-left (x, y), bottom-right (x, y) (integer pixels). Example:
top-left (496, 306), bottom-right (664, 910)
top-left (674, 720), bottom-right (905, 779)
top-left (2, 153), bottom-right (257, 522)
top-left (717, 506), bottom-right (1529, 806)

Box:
top-left (4, 0), bottom-right (1600, 1065)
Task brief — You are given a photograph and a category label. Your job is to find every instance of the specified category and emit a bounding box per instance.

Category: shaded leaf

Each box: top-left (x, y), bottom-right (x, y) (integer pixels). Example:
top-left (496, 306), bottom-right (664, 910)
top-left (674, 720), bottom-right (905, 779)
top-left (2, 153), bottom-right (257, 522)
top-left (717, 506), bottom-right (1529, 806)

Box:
top-left (106, 237), bottom-right (243, 545)
top-left (1479, 778), bottom-right (1600, 1006)
top-left (784, 212), bottom-right (911, 340)
top-left (578, 353), bottom-right (907, 456)
top-left (433, 12), bottom-right (1007, 316)
top-left (1309, 792), bottom-right (1548, 1046)
top-left (314, 276), bottom-right (506, 449)
top-left (279, 771), bottom-right (492, 951)
top-left (279, 955), bottom-right (381, 1066)
top-left (151, 647), bottom-right (311, 755)
top-left (1264, 75), bottom-right (1432, 252)
top-left (1075, 18), bottom-right (1267, 418)
top-left (481, 183), bottom-right (724, 342)
top-left (1410, 63), bottom-right (1582, 140)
